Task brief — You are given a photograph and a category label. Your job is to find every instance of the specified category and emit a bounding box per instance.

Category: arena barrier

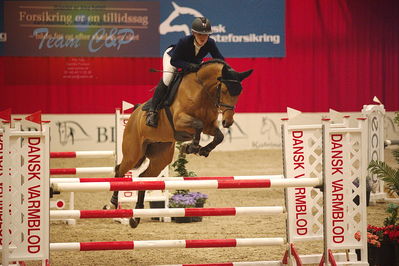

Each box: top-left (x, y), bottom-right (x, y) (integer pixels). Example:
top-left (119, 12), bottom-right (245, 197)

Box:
top-left (1, 113), bottom-right (369, 266)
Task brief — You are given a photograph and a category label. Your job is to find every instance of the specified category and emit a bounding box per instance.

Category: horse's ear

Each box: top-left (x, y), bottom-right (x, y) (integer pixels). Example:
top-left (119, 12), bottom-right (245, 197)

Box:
top-left (222, 65), bottom-right (231, 78)
top-left (238, 69), bottom-right (253, 81)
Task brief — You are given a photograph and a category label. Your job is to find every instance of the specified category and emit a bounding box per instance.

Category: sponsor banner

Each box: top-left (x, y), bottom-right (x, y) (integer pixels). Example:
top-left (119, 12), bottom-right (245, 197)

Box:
top-left (159, 0), bottom-right (285, 57)
top-left (2, 1), bottom-right (159, 57)
top-left (0, 0), bottom-right (284, 57)
top-left (10, 112), bottom-right (399, 152)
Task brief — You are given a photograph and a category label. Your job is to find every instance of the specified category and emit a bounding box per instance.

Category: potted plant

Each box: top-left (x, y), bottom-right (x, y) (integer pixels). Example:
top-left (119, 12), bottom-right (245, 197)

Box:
top-left (168, 142), bottom-right (208, 223)
top-left (169, 190), bottom-right (208, 223)
top-left (355, 204), bottom-right (399, 266)
top-left (365, 111), bottom-right (399, 265)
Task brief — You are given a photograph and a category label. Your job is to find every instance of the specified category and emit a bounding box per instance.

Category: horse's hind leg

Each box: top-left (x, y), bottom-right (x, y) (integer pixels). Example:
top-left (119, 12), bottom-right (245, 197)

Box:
top-left (109, 157), bottom-right (146, 208)
top-left (128, 142), bottom-right (175, 228)
top-left (106, 131), bottom-right (146, 209)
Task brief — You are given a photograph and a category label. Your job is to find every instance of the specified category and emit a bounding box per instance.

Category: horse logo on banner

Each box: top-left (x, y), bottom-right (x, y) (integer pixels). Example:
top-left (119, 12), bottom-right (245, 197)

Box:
top-left (160, 1), bottom-right (203, 36)
top-left (56, 121), bottom-right (91, 145)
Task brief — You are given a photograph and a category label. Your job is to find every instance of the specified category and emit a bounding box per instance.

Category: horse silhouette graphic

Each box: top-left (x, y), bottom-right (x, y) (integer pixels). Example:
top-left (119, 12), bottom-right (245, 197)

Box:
top-left (160, 1), bottom-right (203, 36)
top-left (56, 121), bottom-right (91, 145)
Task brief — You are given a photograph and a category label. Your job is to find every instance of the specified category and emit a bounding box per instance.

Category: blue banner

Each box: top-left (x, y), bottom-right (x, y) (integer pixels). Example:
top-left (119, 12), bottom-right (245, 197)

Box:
top-left (159, 0), bottom-right (285, 58)
top-left (0, 0), bottom-right (285, 57)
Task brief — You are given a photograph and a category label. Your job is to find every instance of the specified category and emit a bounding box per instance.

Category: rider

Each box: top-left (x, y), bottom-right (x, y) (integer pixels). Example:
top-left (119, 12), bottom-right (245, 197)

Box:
top-left (146, 17), bottom-right (225, 128)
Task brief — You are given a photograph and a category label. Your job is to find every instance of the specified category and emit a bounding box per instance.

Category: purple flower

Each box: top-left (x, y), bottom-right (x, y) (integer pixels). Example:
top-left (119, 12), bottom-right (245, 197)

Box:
top-left (169, 191), bottom-right (208, 208)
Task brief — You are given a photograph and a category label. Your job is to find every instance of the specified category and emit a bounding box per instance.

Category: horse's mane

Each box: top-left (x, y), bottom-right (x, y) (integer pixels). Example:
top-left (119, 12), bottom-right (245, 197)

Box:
top-left (199, 59), bottom-right (231, 69)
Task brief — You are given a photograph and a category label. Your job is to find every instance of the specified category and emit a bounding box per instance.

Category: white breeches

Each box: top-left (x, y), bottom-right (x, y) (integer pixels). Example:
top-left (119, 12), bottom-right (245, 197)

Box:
top-left (162, 47), bottom-right (176, 86)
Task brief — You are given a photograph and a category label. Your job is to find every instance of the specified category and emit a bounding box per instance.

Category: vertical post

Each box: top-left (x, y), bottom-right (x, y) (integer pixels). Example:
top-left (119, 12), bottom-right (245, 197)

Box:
top-left (281, 118), bottom-right (292, 265)
top-left (357, 118), bottom-right (369, 263)
top-left (321, 118), bottom-right (330, 266)
top-left (1, 121), bottom-right (10, 266)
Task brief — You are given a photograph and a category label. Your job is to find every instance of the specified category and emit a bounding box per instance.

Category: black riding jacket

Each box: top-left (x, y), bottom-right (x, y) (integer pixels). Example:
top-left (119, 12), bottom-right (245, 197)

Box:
top-left (168, 35), bottom-right (224, 70)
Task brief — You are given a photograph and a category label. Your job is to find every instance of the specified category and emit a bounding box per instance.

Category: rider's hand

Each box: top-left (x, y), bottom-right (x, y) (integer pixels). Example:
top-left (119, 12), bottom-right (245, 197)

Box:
top-left (187, 63), bottom-right (200, 72)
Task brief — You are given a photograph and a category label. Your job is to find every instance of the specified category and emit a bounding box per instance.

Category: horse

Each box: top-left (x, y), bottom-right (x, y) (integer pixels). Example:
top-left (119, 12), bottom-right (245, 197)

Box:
top-left (111, 59), bottom-right (253, 228)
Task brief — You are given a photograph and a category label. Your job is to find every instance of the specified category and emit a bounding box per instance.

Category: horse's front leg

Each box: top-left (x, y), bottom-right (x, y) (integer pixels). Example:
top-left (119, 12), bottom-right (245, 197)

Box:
top-left (199, 127), bottom-right (224, 157)
top-left (181, 122), bottom-right (203, 154)
top-left (175, 115), bottom-right (203, 154)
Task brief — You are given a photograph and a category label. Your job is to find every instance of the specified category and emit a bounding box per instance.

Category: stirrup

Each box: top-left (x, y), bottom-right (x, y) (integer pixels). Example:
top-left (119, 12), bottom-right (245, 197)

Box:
top-left (146, 111), bottom-right (158, 128)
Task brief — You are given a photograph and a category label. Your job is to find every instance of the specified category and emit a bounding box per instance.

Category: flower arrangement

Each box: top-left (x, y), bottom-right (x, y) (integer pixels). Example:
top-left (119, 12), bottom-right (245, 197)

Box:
top-left (355, 230), bottom-right (381, 247)
top-left (169, 142), bottom-right (208, 209)
top-left (169, 190), bottom-right (208, 208)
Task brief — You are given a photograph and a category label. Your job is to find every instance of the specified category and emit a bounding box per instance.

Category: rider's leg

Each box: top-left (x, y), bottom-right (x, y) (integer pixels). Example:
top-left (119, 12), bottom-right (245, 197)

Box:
top-left (146, 47), bottom-right (176, 127)
top-left (146, 80), bottom-right (168, 128)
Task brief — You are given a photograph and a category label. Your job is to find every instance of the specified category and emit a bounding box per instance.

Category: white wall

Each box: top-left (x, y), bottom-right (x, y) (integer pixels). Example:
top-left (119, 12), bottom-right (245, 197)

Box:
top-left (10, 111), bottom-right (399, 152)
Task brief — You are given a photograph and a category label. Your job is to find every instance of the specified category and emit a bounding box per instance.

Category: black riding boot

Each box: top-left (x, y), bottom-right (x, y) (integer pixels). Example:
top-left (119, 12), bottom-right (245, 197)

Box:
top-left (146, 80), bottom-right (168, 128)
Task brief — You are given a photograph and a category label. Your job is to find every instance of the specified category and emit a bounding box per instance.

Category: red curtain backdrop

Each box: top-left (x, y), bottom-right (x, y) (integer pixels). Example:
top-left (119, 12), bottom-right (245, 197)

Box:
top-left (1, 0), bottom-right (398, 114)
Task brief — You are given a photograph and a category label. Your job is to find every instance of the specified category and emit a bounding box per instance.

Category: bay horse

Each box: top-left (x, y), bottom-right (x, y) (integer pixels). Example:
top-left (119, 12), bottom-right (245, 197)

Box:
top-left (111, 59), bottom-right (253, 228)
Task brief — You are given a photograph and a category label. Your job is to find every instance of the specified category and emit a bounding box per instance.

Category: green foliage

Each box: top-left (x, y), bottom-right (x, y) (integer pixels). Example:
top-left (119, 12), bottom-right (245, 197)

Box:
top-left (394, 112), bottom-right (399, 128)
top-left (171, 142), bottom-right (197, 178)
top-left (384, 203), bottom-right (399, 226)
top-left (170, 142), bottom-right (208, 208)
top-left (368, 161), bottom-right (399, 196)
top-left (393, 150), bottom-right (399, 164)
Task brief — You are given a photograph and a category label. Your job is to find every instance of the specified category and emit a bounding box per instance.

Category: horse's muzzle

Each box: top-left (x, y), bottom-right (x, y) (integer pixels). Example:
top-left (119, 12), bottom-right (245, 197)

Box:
top-left (222, 119), bottom-right (234, 128)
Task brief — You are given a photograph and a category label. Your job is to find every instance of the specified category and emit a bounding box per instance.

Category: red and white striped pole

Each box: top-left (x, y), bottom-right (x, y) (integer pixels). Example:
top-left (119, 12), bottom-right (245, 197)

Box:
top-left (52, 178), bottom-right (321, 192)
top-left (50, 151), bottom-right (115, 158)
top-left (154, 262), bottom-right (278, 266)
top-left (50, 238), bottom-right (285, 251)
top-left (50, 206), bottom-right (284, 219)
top-left (50, 175), bottom-right (284, 184)
top-left (50, 167), bottom-right (114, 175)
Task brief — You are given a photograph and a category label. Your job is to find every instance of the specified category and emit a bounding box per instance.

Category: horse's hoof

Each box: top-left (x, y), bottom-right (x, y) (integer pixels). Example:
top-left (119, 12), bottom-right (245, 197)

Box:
top-left (129, 218), bottom-right (141, 228)
top-left (198, 147), bottom-right (210, 157)
top-left (103, 201), bottom-right (117, 210)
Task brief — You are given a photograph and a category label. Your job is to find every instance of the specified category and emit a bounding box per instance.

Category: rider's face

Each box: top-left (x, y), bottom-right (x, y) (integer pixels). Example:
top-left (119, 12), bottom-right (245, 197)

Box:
top-left (193, 32), bottom-right (209, 46)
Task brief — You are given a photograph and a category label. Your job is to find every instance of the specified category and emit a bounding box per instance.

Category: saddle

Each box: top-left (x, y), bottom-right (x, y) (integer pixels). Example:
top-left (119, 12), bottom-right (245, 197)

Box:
top-left (142, 72), bottom-right (183, 112)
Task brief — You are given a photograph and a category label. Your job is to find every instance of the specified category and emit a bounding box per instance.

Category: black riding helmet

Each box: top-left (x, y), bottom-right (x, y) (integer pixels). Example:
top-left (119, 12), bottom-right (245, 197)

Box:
top-left (191, 17), bottom-right (212, 35)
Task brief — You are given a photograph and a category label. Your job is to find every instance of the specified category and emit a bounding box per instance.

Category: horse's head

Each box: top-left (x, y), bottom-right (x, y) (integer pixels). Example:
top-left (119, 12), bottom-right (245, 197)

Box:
top-left (216, 64), bottom-right (253, 128)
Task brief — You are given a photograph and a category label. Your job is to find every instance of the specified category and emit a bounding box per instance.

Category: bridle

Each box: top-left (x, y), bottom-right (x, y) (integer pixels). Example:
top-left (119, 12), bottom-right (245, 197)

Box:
top-left (213, 78), bottom-right (241, 113)
top-left (195, 69), bottom-right (242, 114)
